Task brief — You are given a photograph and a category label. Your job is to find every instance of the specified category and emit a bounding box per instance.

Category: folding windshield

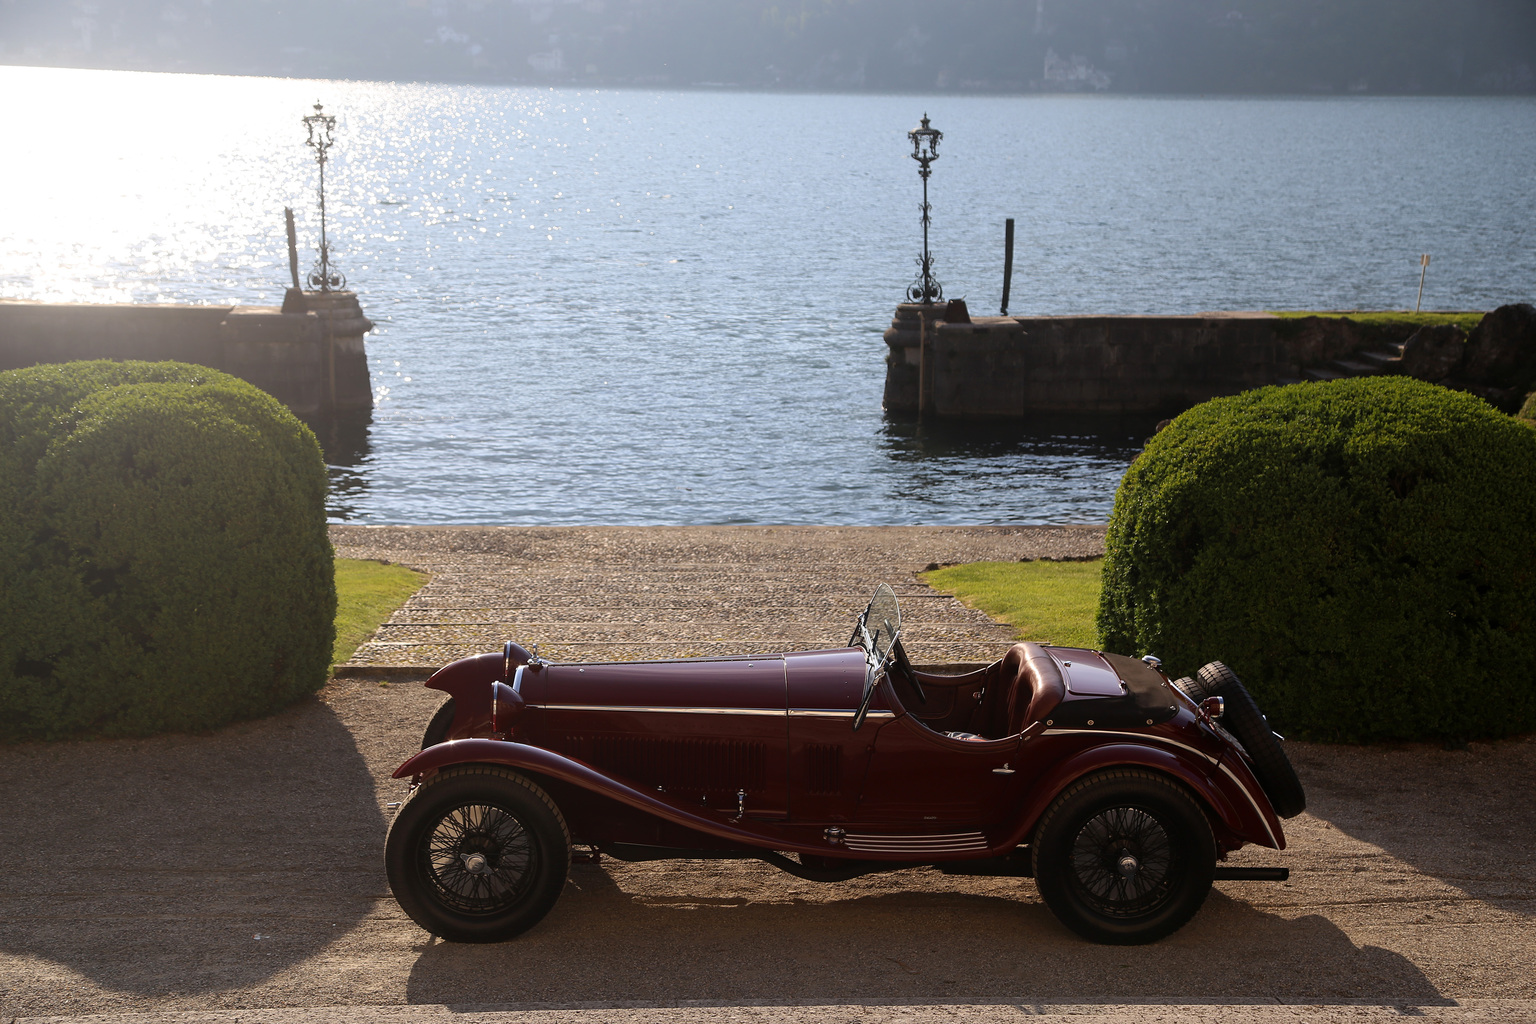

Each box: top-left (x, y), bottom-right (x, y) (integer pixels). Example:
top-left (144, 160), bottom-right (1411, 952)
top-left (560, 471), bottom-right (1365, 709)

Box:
top-left (856, 583), bottom-right (902, 666)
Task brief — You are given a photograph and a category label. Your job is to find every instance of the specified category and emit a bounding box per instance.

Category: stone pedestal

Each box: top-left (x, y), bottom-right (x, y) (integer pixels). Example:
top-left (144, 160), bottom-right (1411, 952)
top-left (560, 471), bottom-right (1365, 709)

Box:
top-left (881, 302), bottom-right (946, 414)
top-left (300, 290), bottom-right (374, 414)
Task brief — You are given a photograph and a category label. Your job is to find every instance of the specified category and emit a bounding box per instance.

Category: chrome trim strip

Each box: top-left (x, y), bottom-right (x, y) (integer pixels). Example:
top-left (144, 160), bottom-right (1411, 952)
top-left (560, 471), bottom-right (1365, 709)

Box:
top-left (789, 709), bottom-right (896, 720)
top-left (843, 838), bottom-right (988, 848)
top-left (529, 704), bottom-right (786, 716)
top-left (844, 845), bottom-right (989, 853)
top-left (1216, 758), bottom-right (1282, 848)
top-left (1039, 728), bottom-right (1216, 765)
top-left (841, 835), bottom-right (983, 847)
top-left (843, 831), bottom-right (989, 853)
top-left (512, 665), bottom-right (525, 695)
top-left (846, 831), bottom-right (984, 840)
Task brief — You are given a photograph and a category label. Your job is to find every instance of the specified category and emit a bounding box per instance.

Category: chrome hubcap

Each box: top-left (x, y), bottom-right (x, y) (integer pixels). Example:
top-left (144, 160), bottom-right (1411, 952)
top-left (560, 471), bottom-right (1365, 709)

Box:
top-left (1117, 852), bottom-right (1140, 878)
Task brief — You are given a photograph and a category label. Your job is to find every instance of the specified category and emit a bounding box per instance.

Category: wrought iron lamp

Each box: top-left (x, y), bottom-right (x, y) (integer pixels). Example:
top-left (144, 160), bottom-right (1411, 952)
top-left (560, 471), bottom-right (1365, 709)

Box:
top-left (302, 101), bottom-right (345, 291)
top-left (906, 113), bottom-right (943, 304)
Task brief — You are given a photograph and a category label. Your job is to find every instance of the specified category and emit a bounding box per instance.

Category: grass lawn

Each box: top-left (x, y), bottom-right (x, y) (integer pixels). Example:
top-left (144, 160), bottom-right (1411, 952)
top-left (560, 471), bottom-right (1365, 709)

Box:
top-left (922, 560), bottom-right (1102, 649)
top-left (1267, 309), bottom-right (1485, 332)
top-left (333, 558), bottom-right (429, 666)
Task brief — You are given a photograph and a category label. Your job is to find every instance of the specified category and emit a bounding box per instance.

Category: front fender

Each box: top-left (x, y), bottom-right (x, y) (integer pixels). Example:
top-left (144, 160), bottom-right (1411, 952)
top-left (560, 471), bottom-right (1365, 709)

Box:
top-left (393, 740), bottom-right (792, 852)
top-left (421, 651), bottom-right (512, 740)
top-left (1005, 741), bottom-right (1285, 851)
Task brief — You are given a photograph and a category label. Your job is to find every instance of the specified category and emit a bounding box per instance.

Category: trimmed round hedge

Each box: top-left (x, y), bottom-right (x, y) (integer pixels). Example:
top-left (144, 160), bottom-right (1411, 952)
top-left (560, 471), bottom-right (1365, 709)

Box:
top-left (0, 361), bottom-right (335, 741)
top-left (1097, 377), bottom-right (1536, 744)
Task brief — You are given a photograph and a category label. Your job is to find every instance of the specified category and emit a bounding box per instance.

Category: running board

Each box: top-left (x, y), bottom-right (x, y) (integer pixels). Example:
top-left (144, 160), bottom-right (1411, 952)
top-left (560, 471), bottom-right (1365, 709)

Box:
top-left (1214, 866), bottom-right (1289, 881)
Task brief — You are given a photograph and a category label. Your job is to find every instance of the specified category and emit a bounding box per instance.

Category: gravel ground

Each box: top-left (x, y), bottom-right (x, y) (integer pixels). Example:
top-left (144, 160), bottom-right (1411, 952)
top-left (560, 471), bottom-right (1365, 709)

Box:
top-left (328, 524), bottom-right (1108, 669)
top-left (1, 526), bottom-right (1532, 1023)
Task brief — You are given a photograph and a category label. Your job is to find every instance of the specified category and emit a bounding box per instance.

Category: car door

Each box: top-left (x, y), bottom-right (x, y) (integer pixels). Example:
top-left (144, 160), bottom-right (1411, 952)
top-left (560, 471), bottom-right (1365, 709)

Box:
top-left (855, 711), bottom-right (1025, 827)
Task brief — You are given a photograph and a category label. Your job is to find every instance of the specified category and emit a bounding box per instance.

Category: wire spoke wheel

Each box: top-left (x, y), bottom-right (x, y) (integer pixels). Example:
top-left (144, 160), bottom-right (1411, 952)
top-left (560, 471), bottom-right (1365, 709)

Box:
top-left (1033, 769), bottom-right (1216, 944)
top-left (386, 766), bottom-right (570, 942)
top-left (423, 802), bottom-right (538, 915)
top-left (1068, 806), bottom-right (1174, 916)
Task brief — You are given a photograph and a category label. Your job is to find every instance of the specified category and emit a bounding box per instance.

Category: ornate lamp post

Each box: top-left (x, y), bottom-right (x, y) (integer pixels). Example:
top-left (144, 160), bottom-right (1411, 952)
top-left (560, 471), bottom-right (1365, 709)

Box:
top-left (906, 113), bottom-right (943, 304)
top-left (302, 101), bottom-right (345, 292)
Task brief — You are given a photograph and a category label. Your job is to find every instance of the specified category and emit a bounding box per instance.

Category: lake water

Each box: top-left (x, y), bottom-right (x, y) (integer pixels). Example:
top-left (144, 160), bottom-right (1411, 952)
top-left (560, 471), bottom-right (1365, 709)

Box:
top-left (2, 66), bottom-right (1532, 525)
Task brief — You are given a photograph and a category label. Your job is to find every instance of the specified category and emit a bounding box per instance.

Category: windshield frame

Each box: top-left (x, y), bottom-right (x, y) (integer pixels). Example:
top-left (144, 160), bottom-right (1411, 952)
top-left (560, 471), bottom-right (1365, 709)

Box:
top-left (851, 584), bottom-right (904, 729)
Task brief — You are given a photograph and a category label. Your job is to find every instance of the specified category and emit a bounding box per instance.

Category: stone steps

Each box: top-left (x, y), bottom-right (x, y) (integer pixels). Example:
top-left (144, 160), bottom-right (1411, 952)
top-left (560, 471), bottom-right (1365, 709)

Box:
top-left (1296, 341), bottom-right (1406, 384)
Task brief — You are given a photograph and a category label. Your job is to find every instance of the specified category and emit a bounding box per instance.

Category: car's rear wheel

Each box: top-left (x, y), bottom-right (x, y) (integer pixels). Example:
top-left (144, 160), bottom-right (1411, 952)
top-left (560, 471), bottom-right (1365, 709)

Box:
top-left (1195, 662), bottom-right (1306, 819)
top-left (1032, 769), bottom-right (1216, 945)
top-left (385, 765), bottom-right (570, 942)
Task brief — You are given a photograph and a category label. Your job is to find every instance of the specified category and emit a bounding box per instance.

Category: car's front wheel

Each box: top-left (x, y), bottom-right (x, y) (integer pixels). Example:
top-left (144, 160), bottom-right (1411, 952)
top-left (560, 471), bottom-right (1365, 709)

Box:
top-left (1032, 769), bottom-right (1216, 945)
top-left (421, 697), bottom-right (457, 749)
top-left (385, 765), bottom-right (570, 942)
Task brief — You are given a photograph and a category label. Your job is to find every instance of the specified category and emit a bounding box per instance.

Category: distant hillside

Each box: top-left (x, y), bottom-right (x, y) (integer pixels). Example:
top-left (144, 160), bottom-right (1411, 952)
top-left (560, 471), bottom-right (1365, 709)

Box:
top-left (2, 0), bottom-right (1532, 94)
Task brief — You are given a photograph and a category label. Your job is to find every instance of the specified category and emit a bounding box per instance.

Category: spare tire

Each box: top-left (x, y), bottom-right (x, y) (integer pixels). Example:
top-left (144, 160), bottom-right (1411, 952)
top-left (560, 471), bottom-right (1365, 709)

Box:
top-left (1196, 662), bottom-right (1307, 819)
top-left (1171, 675), bottom-right (1208, 704)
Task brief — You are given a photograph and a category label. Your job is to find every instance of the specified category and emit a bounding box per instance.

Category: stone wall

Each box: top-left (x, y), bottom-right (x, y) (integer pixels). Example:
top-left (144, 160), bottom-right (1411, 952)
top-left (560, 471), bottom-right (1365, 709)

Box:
top-left (882, 305), bottom-right (1476, 418)
top-left (0, 293), bottom-right (373, 418)
top-left (885, 306), bottom-right (1290, 417)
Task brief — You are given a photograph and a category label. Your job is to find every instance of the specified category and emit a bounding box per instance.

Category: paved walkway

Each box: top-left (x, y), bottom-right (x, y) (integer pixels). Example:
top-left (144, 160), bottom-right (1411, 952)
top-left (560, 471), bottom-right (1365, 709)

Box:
top-left (5, 526), bottom-right (1531, 1023)
top-left (17, 1000), bottom-right (1536, 1023)
top-left (331, 525), bottom-right (1109, 671)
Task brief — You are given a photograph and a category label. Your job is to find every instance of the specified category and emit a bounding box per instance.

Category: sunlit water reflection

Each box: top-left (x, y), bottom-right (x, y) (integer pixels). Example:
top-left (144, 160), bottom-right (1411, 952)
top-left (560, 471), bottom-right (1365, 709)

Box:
top-left (2, 67), bottom-right (1532, 524)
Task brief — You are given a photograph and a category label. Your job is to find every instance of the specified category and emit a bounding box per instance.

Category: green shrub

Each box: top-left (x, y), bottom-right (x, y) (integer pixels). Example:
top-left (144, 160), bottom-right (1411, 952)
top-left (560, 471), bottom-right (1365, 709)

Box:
top-left (0, 360), bottom-right (335, 741)
top-left (1520, 391), bottom-right (1536, 424)
top-left (1097, 377), bottom-right (1536, 743)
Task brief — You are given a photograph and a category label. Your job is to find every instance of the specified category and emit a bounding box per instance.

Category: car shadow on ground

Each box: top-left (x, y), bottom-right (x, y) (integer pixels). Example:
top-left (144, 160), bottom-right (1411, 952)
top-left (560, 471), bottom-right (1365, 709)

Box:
top-left (402, 861), bottom-right (1447, 1007)
top-left (0, 694), bottom-right (385, 1005)
top-left (1288, 735), bottom-right (1536, 917)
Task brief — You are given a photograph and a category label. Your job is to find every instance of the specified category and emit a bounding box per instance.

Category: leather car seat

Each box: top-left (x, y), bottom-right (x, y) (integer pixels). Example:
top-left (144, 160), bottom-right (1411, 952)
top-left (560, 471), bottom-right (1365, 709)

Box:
top-left (1005, 642), bottom-right (1066, 736)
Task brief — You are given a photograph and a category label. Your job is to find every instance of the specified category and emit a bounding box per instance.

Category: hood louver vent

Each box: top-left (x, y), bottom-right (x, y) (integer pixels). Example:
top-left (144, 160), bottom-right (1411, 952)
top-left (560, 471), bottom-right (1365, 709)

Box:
top-left (805, 744), bottom-right (842, 795)
top-left (561, 734), bottom-right (767, 794)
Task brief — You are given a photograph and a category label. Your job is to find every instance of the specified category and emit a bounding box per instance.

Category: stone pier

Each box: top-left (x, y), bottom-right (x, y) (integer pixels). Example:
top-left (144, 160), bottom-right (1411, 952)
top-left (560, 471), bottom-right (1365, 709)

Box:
top-left (885, 303), bottom-right (1290, 418)
top-left (0, 290), bottom-right (374, 418)
top-left (881, 303), bottom-right (1522, 419)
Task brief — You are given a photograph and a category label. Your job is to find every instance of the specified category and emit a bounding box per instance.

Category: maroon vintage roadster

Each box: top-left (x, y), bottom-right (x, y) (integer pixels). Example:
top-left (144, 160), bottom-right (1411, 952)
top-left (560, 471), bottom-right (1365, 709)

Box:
top-left (385, 585), bottom-right (1305, 945)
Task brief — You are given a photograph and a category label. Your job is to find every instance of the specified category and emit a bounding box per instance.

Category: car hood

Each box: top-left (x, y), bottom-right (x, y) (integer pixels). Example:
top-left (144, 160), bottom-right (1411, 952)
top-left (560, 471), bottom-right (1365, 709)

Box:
top-left (525, 654), bottom-right (792, 713)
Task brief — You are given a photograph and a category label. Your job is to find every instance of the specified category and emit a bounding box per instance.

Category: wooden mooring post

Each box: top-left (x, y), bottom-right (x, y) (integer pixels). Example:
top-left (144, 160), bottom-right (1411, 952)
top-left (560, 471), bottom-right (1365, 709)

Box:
top-left (1001, 218), bottom-right (1015, 315)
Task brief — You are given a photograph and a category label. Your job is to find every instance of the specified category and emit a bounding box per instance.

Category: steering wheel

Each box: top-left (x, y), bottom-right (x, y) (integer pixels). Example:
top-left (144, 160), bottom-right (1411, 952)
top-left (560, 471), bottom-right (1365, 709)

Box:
top-left (890, 637), bottom-right (925, 704)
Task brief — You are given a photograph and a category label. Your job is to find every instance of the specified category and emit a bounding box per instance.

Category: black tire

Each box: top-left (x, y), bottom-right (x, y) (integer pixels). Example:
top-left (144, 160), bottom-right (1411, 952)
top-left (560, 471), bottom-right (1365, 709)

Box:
top-left (421, 697), bottom-right (457, 749)
top-left (1171, 675), bottom-right (1207, 703)
top-left (385, 765), bottom-right (571, 942)
top-left (1196, 662), bottom-right (1307, 819)
top-left (1032, 769), bottom-right (1217, 945)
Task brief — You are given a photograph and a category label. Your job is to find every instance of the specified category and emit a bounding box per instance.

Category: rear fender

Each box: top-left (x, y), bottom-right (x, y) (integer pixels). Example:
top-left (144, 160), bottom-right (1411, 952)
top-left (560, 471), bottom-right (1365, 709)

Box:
top-left (1213, 747), bottom-right (1287, 850)
top-left (1007, 742), bottom-right (1284, 851)
top-left (393, 740), bottom-right (793, 852)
